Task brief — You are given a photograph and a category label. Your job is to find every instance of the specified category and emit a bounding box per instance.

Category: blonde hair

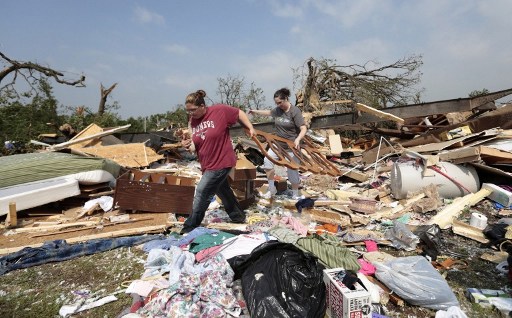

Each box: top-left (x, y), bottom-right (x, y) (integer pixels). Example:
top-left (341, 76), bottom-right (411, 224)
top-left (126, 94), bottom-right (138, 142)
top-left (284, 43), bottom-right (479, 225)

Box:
top-left (185, 90), bottom-right (207, 106)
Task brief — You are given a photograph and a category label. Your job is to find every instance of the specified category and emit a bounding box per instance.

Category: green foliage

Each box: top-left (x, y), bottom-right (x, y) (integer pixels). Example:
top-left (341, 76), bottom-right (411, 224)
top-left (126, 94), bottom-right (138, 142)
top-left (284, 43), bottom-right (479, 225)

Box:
top-left (0, 79), bottom-right (59, 146)
top-left (469, 88), bottom-right (490, 98)
top-left (60, 102), bottom-right (122, 132)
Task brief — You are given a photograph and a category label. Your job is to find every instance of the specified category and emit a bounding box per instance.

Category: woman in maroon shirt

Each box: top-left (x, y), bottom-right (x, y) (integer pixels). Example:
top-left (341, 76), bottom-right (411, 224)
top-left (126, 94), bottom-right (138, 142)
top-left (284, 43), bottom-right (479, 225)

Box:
top-left (180, 90), bottom-right (254, 234)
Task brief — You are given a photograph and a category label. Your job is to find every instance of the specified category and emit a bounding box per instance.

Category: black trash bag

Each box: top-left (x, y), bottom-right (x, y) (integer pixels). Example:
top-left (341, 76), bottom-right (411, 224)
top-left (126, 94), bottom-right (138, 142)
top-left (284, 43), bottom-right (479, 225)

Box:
top-left (295, 198), bottom-right (316, 213)
top-left (228, 241), bottom-right (326, 318)
top-left (483, 223), bottom-right (509, 245)
top-left (413, 224), bottom-right (444, 261)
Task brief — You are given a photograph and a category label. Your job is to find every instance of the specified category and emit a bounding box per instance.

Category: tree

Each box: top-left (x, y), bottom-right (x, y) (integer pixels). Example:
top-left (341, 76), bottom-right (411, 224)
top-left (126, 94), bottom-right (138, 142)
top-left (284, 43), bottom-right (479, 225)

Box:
top-left (294, 55), bottom-right (424, 113)
top-left (244, 82), bottom-right (266, 111)
top-left (217, 74), bottom-right (245, 109)
top-left (0, 79), bottom-right (59, 146)
top-left (0, 51), bottom-right (85, 98)
top-left (469, 88), bottom-right (490, 98)
top-left (216, 74), bottom-right (266, 114)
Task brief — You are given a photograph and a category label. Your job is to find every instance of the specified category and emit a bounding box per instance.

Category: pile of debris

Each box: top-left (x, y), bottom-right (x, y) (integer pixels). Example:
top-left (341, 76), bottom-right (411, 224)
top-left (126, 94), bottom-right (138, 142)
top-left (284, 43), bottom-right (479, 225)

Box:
top-left (1, 89), bottom-right (512, 317)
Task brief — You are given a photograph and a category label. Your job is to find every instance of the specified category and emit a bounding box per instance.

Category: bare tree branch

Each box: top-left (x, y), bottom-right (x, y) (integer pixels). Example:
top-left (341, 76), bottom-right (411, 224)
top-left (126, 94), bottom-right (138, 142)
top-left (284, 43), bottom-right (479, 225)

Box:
top-left (98, 83), bottom-right (118, 115)
top-left (0, 51), bottom-right (85, 97)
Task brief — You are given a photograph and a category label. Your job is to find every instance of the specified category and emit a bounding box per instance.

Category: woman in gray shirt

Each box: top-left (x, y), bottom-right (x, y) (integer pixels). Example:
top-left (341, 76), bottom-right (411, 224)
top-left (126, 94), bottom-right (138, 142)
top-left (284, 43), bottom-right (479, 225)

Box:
top-left (249, 88), bottom-right (307, 199)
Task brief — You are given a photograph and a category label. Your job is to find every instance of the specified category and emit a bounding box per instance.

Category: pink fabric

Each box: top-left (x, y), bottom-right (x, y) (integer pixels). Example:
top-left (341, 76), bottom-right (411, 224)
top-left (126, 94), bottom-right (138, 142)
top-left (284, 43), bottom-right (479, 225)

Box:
top-left (275, 216), bottom-right (308, 236)
top-left (364, 240), bottom-right (378, 252)
top-left (195, 245), bottom-right (223, 262)
top-left (357, 258), bottom-right (376, 275)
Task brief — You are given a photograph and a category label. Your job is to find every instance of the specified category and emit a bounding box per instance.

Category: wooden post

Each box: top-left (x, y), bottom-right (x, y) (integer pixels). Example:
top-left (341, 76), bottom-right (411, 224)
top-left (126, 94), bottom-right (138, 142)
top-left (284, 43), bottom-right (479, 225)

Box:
top-left (5, 202), bottom-right (17, 228)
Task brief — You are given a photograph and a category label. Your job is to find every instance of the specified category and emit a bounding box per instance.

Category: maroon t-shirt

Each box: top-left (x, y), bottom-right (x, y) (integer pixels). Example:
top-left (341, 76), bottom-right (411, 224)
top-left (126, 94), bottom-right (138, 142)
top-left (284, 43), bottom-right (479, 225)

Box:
top-left (190, 104), bottom-right (239, 171)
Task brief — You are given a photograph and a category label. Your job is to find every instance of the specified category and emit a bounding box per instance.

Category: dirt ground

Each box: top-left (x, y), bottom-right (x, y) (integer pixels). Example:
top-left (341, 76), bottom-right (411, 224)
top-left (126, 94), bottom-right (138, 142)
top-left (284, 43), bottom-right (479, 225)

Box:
top-left (0, 197), bottom-right (510, 317)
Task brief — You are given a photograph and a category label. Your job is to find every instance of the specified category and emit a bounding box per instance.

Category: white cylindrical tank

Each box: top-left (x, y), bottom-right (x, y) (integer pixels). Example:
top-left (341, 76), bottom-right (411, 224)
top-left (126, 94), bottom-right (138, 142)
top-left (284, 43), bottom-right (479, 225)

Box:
top-left (391, 161), bottom-right (479, 199)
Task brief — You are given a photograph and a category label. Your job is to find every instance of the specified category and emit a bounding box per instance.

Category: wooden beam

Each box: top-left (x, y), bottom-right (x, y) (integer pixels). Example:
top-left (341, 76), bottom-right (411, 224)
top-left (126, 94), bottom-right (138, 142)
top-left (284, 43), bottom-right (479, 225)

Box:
top-left (355, 103), bottom-right (405, 124)
top-left (5, 202), bottom-right (17, 228)
top-left (48, 124), bottom-right (131, 151)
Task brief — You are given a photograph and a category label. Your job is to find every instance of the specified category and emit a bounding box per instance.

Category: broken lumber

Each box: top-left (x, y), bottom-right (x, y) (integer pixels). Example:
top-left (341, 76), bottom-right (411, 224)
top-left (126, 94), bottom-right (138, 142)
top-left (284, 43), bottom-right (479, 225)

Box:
top-left (451, 219), bottom-right (490, 244)
top-left (30, 216), bottom-right (155, 238)
top-left (428, 183), bottom-right (511, 229)
top-left (48, 124), bottom-right (131, 151)
top-left (355, 103), bottom-right (405, 125)
top-left (7, 221), bottom-right (99, 234)
top-left (5, 202), bottom-right (17, 228)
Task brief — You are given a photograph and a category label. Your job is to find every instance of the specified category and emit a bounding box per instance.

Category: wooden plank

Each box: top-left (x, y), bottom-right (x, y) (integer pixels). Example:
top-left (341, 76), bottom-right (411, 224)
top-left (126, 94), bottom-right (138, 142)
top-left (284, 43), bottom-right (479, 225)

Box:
top-left (328, 134), bottom-right (343, 156)
top-left (452, 219), bottom-right (490, 243)
top-left (355, 103), bottom-right (405, 124)
top-left (438, 147), bottom-right (480, 162)
top-left (79, 143), bottom-right (164, 168)
top-left (479, 145), bottom-right (512, 163)
top-left (339, 168), bottom-right (368, 182)
top-left (5, 202), bottom-right (17, 228)
top-left (428, 188), bottom-right (491, 229)
top-left (48, 124), bottom-right (131, 151)
top-left (9, 221), bottom-right (99, 234)
top-left (30, 216), bottom-right (155, 238)
top-left (301, 208), bottom-right (351, 227)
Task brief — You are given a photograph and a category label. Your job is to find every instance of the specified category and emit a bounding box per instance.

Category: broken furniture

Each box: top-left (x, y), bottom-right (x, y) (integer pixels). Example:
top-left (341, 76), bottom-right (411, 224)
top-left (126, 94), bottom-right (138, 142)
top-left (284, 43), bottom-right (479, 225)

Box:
top-left (114, 169), bottom-right (195, 215)
top-left (251, 129), bottom-right (341, 176)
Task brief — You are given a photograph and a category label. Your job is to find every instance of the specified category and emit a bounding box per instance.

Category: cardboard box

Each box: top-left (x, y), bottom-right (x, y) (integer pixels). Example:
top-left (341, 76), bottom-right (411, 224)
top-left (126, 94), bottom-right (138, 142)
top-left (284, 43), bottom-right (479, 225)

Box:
top-left (228, 155), bottom-right (256, 181)
top-left (323, 268), bottom-right (372, 318)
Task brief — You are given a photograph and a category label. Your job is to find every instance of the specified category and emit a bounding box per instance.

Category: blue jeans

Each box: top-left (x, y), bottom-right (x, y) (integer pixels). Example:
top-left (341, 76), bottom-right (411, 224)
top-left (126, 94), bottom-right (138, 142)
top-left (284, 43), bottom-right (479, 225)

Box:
top-left (183, 168), bottom-right (245, 231)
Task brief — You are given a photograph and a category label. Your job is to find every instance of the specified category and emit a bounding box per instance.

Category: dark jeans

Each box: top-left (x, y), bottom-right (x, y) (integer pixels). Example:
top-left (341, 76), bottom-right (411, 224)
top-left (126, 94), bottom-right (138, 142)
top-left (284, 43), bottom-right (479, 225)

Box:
top-left (183, 168), bottom-right (245, 231)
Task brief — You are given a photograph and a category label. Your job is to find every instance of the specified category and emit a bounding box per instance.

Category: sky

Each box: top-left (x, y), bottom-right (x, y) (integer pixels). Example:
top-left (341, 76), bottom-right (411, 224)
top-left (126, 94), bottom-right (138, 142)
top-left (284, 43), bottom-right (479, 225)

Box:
top-left (1, 0), bottom-right (511, 119)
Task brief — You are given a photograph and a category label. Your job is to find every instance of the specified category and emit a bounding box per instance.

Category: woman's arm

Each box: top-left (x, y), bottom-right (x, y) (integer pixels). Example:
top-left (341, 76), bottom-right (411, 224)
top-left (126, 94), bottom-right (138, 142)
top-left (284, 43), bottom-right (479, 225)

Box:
top-left (248, 109), bottom-right (272, 116)
top-left (238, 109), bottom-right (255, 138)
top-left (294, 125), bottom-right (307, 149)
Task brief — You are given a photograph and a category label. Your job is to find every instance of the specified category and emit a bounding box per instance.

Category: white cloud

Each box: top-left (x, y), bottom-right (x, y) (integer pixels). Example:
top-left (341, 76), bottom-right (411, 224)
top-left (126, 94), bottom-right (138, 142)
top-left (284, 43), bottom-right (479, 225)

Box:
top-left (268, 0), bottom-right (306, 18)
top-left (163, 73), bottom-right (214, 91)
top-left (311, 0), bottom-right (389, 28)
top-left (328, 38), bottom-right (392, 65)
top-left (290, 25), bottom-right (301, 34)
top-left (230, 50), bottom-right (302, 103)
top-left (164, 44), bottom-right (190, 55)
top-left (134, 6), bottom-right (165, 25)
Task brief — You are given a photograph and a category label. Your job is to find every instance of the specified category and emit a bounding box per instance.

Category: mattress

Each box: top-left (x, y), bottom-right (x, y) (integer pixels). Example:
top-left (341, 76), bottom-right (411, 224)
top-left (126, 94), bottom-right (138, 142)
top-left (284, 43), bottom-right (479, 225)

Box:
top-left (0, 177), bottom-right (81, 216)
top-left (0, 152), bottom-right (121, 189)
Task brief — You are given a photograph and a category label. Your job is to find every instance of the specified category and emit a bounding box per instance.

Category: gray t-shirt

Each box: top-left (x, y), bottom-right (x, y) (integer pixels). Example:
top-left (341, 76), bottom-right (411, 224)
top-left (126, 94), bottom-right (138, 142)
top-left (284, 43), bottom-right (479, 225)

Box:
top-left (271, 105), bottom-right (305, 148)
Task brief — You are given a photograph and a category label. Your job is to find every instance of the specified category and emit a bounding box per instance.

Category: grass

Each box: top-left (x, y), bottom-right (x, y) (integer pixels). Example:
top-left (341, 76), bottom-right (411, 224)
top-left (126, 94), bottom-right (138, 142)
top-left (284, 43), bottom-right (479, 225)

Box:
top-left (0, 246), bottom-right (146, 318)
